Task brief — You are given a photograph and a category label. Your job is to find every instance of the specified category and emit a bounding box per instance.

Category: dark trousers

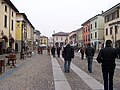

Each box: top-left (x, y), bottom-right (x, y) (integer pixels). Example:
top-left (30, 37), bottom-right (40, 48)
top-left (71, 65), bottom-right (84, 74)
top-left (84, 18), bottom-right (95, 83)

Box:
top-left (81, 53), bottom-right (84, 59)
top-left (87, 56), bottom-right (93, 72)
top-left (64, 60), bottom-right (71, 71)
top-left (57, 53), bottom-right (60, 57)
top-left (102, 70), bottom-right (114, 90)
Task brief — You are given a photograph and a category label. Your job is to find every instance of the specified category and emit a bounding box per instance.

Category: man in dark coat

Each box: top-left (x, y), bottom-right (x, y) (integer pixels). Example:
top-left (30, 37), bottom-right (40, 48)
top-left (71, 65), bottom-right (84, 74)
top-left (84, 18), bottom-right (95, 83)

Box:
top-left (57, 46), bottom-right (61, 57)
top-left (62, 43), bottom-right (74, 73)
top-left (96, 40), bottom-right (117, 90)
top-left (85, 43), bottom-right (95, 73)
top-left (115, 45), bottom-right (120, 59)
top-left (51, 46), bottom-right (56, 57)
top-left (80, 46), bottom-right (85, 59)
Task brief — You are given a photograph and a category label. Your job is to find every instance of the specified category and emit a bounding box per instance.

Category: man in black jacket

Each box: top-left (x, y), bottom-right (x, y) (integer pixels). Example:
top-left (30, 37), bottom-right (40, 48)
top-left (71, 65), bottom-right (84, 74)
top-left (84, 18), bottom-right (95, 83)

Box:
top-left (97, 40), bottom-right (117, 90)
top-left (51, 46), bottom-right (56, 57)
top-left (85, 43), bottom-right (95, 73)
top-left (62, 43), bottom-right (74, 73)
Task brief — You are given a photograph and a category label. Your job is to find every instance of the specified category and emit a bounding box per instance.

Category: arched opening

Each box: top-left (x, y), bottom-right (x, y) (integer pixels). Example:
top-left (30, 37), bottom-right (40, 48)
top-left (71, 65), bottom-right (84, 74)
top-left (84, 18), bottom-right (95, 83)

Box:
top-left (2, 35), bottom-right (8, 53)
top-left (15, 43), bottom-right (18, 53)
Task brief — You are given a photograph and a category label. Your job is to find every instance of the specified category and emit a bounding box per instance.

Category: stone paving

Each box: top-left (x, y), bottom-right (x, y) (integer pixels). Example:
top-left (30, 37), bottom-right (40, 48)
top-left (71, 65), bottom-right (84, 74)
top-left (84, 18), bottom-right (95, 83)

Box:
top-left (74, 53), bottom-right (120, 90)
top-left (0, 51), bottom-right (54, 90)
top-left (0, 50), bottom-right (120, 90)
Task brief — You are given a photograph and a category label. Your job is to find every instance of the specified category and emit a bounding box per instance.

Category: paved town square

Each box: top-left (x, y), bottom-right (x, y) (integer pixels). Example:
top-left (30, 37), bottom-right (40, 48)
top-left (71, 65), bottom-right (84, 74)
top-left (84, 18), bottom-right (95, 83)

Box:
top-left (0, 50), bottom-right (120, 90)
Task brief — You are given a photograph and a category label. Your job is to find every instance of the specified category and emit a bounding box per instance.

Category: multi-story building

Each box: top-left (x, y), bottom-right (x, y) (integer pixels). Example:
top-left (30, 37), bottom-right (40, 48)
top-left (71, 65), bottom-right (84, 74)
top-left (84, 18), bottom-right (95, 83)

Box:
top-left (40, 35), bottom-right (48, 48)
top-left (76, 27), bottom-right (83, 47)
top-left (81, 21), bottom-right (90, 46)
top-left (68, 30), bottom-right (77, 46)
top-left (48, 37), bottom-right (53, 47)
top-left (52, 32), bottom-right (69, 47)
top-left (0, 0), bottom-right (19, 54)
top-left (16, 13), bottom-right (35, 53)
top-left (89, 14), bottom-right (104, 50)
top-left (102, 3), bottom-right (120, 47)
top-left (33, 30), bottom-right (41, 50)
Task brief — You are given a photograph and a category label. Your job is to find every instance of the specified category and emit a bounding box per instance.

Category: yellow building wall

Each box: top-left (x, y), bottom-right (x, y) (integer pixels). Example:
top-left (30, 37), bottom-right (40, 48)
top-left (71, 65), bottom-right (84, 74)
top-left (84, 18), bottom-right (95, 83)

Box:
top-left (16, 21), bottom-right (22, 40)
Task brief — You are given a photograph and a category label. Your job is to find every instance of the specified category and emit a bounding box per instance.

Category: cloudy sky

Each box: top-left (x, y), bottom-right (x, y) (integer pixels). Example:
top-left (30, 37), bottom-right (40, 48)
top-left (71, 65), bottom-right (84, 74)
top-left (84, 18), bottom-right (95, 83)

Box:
top-left (11, 0), bottom-right (120, 37)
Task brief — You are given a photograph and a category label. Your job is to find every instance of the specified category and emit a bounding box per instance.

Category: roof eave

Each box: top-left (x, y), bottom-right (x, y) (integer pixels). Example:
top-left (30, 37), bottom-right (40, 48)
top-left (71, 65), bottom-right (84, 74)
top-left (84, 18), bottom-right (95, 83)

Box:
top-left (4, 0), bottom-right (19, 12)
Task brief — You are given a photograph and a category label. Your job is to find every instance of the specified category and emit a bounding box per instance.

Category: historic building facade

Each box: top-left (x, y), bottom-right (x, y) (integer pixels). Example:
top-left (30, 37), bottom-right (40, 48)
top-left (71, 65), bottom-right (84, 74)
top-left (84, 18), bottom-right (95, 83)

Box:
top-left (52, 32), bottom-right (69, 47)
top-left (16, 13), bottom-right (35, 53)
top-left (40, 35), bottom-right (48, 48)
top-left (68, 30), bottom-right (77, 46)
top-left (89, 14), bottom-right (104, 50)
top-left (76, 27), bottom-right (83, 47)
top-left (0, 0), bottom-right (19, 54)
top-left (81, 21), bottom-right (90, 46)
top-left (102, 3), bottom-right (120, 47)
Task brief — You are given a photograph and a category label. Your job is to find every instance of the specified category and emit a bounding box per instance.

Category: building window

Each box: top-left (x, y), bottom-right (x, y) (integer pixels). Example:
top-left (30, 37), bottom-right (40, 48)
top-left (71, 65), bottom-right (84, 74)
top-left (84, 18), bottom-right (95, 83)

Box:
top-left (109, 14), bottom-right (113, 21)
top-left (106, 28), bottom-right (108, 35)
top-left (95, 32), bottom-right (97, 38)
top-left (91, 24), bottom-right (92, 29)
top-left (61, 37), bottom-right (63, 41)
top-left (116, 10), bottom-right (119, 18)
top-left (110, 27), bottom-right (113, 35)
top-left (56, 37), bottom-right (58, 41)
top-left (5, 5), bottom-right (7, 12)
top-left (86, 27), bottom-right (87, 32)
top-left (115, 26), bottom-right (118, 34)
top-left (4, 15), bottom-right (7, 28)
top-left (105, 10), bottom-right (119, 23)
top-left (95, 22), bottom-right (97, 28)
top-left (44, 39), bottom-right (46, 42)
top-left (88, 34), bottom-right (90, 41)
top-left (12, 11), bottom-right (14, 17)
top-left (91, 33), bottom-right (92, 39)
top-left (11, 20), bottom-right (13, 30)
top-left (86, 35), bottom-right (87, 42)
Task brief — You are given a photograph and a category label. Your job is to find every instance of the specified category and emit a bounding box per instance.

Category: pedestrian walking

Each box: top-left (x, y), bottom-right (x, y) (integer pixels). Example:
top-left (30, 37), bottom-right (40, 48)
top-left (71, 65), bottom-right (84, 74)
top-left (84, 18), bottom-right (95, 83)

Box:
top-left (62, 43), bottom-right (74, 73)
top-left (47, 46), bottom-right (50, 55)
top-left (80, 46), bottom-right (85, 59)
top-left (51, 46), bottom-right (56, 57)
top-left (115, 44), bottom-right (120, 59)
top-left (57, 46), bottom-right (61, 57)
top-left (96, 40), bottom-right (117, 90)
top-left (85, 43), bottom-right (95, 73)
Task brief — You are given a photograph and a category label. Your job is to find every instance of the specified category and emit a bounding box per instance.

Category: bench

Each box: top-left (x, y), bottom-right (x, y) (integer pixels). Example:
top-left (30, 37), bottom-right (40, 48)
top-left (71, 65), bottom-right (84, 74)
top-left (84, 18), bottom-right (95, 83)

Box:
top-left (6, 54), bottom-right (17, 68)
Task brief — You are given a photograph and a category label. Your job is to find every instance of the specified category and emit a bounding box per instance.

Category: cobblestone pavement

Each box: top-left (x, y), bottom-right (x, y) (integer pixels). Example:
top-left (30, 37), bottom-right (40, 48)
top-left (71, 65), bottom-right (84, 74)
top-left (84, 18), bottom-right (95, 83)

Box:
top-left (74, 52), bottom-right (120, 90)
top-left (0, 51), bottom-right (54, 90)
top-left (0, 50), bottom-right (120, 90)
top-left (56, 57), bottom-right (91, 90)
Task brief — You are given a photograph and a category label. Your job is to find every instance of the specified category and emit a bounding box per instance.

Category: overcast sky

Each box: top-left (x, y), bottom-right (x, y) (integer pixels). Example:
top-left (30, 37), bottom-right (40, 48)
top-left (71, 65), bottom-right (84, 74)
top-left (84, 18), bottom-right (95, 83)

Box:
top-left (11, 0), bottom-right (120, 37)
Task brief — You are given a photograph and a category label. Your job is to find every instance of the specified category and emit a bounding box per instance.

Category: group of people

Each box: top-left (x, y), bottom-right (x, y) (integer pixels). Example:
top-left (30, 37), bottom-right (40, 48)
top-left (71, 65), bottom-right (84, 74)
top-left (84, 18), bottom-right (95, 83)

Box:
top-left (51, 46), bottom-right (61, 57)
top-left (37, 40), bottom-right (118, 90)
top-left (62, 40), bottom-right (119, 90)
